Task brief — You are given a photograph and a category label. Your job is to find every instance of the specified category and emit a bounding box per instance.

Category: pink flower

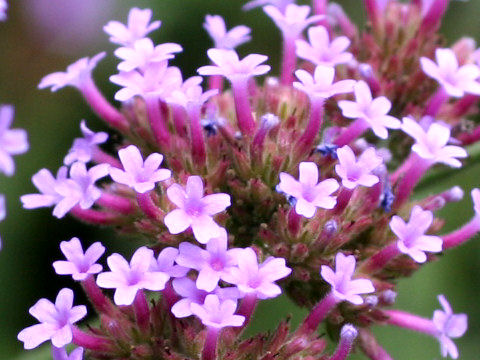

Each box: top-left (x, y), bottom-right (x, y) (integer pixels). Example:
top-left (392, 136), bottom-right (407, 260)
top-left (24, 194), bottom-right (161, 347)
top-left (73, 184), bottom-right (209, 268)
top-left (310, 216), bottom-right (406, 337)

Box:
top-left (190, 294), bottom-right (245, 329)
top-left (197, 48), bottom-right (270, 83)
top-left (64, 120), bottom-right (108, 165)
top-left (149, 247), bottom-right (189, 278)
top-left (21, 167), bottom-right (68, 212)
top-left (52, 346), bottom-right (84, 360)
top-left (321, 253), bottom-right (375, 305)
top-left (114, 38), bottom-right (182, 72)
top-left (109, 145), bottom-right (171, 193)
top-left (401, 117), bottom-right (468, 167)
top-left (96, 246), bottom-right (170, 306)
top-left (18, 288), bottom-right (87, 349)
top-left (243, 0), bottom-right (293, 11)
top-left (203, 15), bottom-right (251, 50)
top-left (166, 76), bottom-right (218, 110)
top-left (420, 48), bottom-right (480, 98)
top-left (0, 105), bottom-right (29, 176)
top-left (389, 205), bottom-right (443, 263)
top-left (433, 295), bottom-right (468, 359)
top-left (296, 25), bottom-right (353, 67)
top-left (221, 247), bottom-right (291, 299)
top-left (103, 7), bottom-right (160, 47)
top-left (293, 65), bottom-right (355, 100)
top-left (263, 4), bottom-right (324, 39)
top-left (53, 237), bottom-right (105, 281)
top-left (335, 146), bottom-right (383, 190)
top-left (176, 229), bottom-right (241, 291)
top-left (164, 176), bottom-right (231, 244)
top-left (338, 81), bottom-right (401, 139)
top-left (38, 53), bottom-right (106, 92)
top-left (278, 162), bottom-right (339, 218)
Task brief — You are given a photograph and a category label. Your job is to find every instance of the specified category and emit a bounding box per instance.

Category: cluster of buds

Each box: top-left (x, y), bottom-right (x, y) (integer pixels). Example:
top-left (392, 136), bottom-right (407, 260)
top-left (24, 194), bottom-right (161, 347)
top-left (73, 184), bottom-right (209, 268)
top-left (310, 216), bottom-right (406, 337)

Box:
top-left (15, 1), bottom-right (480, 359)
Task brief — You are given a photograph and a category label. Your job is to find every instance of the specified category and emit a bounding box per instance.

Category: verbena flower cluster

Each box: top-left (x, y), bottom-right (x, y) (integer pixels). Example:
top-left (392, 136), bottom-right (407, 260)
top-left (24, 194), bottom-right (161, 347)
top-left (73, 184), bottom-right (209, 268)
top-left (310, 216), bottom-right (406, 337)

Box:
top-left (15, 1), bottom-right (480, 359)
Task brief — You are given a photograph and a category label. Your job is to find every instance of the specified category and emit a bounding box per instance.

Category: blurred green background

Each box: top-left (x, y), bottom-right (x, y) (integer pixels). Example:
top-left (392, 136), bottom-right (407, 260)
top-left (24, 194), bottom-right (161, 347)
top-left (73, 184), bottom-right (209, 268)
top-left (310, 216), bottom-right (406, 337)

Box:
top-left (0, 0), bottom-right (479, 359)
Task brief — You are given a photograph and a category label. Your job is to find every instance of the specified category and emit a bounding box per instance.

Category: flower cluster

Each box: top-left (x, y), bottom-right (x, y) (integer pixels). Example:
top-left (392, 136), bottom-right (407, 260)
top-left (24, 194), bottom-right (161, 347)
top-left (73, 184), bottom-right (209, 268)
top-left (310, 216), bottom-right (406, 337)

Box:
top-left (17, 1), bottom-right (480, 360)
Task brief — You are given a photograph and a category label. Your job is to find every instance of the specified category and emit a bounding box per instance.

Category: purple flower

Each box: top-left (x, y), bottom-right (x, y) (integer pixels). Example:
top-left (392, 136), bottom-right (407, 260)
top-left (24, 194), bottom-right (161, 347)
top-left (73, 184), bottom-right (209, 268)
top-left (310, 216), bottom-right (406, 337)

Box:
top-left (64, 120), bottom-right (108, 165)
top-left (17, 288), bottom-right (87, 349)
top-left (204, 15), bottom-right (251, 50)
top-left (243, 0), bottom-right (293, 11)
top-left (278, 162), bottom-right (339, 218)
top-left (190, 294), bottom-right (245, 329)
top-left (52, 346), bottom-right (84, 360)
top-left (164, 176), bottom-right (231, 244)
top-left (197, 49), bottom-right (271, 83)
top-left (96, 246), bottom-right (170, 305)
top-left (149, 247), bottom-right (189, 278)
top-left (321, 253), bottom-right (375, 305)
top-left (296, 25), bottom-right (353, 67)
top-left (53, 237), bottom-right (105, 281)
top-left (53, 162), bottom-right (110, 218)
top-left (166, 76), bottom-right (218, 110)
top-left (338, 81), bottom-right (401, 139)
top-left (176, 229), bottom-right (241, 291)
top-left (221, 247), bottom-right (291, 299)
top-left (0, 105), bottom-right (29, 176)
top-left (263, 4), bottom-right (324, 39)
top-left (38, 53), bottom-right (106, 92)
top-left (114, 38), bottom-right (183, 72)
top-left (103, 7), bottom-right (160, 47)
top-left (293, 65), bottom-right (355, 100)
top-left (420, 48), bottom-right (480, 98)
top-left (0, 0), bottom-right (7, 21)
top-left (110, 61), bottom-right (182, 102)
top-left (109, 145), bottom-right (171, 193)
top-left (401, 117), bottom-right (468, 167)
top-left (433, 295), bottom-right (468, 359)
top-left (335, 146), bottom-right (383, 190)
top-left (21, 167), bottom-right (68, 211)
top-left (389, 205), bottom-right (443, 263)
top-left (171, 277), bottom-right (241, 318)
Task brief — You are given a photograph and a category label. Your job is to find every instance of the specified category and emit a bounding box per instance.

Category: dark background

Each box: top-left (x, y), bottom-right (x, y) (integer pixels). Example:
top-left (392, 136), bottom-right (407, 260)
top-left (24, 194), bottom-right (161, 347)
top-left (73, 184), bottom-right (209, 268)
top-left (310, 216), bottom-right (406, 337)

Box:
top-left (0, 1), bottom-right (479, 359)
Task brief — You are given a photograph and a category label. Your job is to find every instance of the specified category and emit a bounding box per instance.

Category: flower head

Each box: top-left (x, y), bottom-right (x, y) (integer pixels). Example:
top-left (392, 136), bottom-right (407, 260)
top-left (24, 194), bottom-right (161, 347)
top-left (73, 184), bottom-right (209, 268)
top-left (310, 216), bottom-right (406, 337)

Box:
top-left (109, 145), bottom-right (171, 194)
top-left (176, 229), bottom-right (241, 291)
top-left (321, 253), bottom-right (375, 305)
top-left (338, 81), bottom-right (401, 139)
top-left (39, 53), bottom-right (106, 92)
top-left (296, 25), bottom-right (353, 67)
top-left (21, 167), bottom-right (68, 211)
top-left (149, 247), bottom-right (189, 278)
top-left (96, 246), bottom-right (170, 305)
top-left (204, 15), bottom-right (251, 50)
top-left (335, 146), bottom-right (383, 190)
top-left (17, 288), bottom-right (87, 349)
top-left (420, 48), bottom-right (480, 98)
top-left (278, 162), bottom-right (339, 218)
top-left (294, 65), bottom-right (355, 100)
top-left (222, 247), bottom-right (291, 299)
top-left (114, 38), bottom-right (183, 72)
top-left (104, 7), bottom-right (160, 46)
top-left (0, 104), bottom-right (29, 176)
top-left (167, 76), bottom-right (218, 110)
top-left (64, 120), bottom-right (108, 165)
top-left (190, 294), bottom-right (245, 329)
top-left (53, 237), bottom-right (105, 281)
top-left (52, 346), bottom-right (84, 360)
top-left (263, 4), bottom-right (324, 39)
top-left (433, 295), bottom-right (468, 359)
top-left (197, 49), bottom-right (270, 83)
top-left (390, 205), bottom-right (443, 263)
top-left (164, 176), bottom-right (231, 244)
top-left (401, 117), bottom-right (468, 167)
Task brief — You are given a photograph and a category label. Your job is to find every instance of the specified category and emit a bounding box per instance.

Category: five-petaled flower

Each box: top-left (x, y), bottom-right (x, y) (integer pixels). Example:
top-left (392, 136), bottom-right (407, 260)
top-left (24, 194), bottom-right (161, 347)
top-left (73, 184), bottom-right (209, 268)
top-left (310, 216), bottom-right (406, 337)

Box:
top-left (64, 120), bottom-right (108, 165)
top-left (0, 104), bottom-right (29, 176)
top-left (21, 167), bottom-right (68, 212)
top-left (149, 247), bottom-right (189, 278)
top-left (335, 146), bottom-right (383, 190)
top-left (203, 15), bottom-right (251, 50)
top-left (190, 294), bottom-right (245, 329)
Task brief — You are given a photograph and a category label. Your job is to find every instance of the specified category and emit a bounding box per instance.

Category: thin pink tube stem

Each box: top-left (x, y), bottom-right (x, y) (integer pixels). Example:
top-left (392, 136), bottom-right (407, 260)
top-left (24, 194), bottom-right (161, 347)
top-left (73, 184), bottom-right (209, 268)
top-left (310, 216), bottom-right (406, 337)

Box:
top-left (442, 216), bottom-right (480, 249)
top-left (334, 119), bottom-right (369, 147)
top-left (280, 34), bottom-right (297, 86)
top-left (187, 105), bottom-right (207, 167)
top-left (295, 98), bottom-right (324, 160)
top-left (232, 78), bottom-right (257, 137)
top-left (383, 310), bottom-right (437, 336)
top-left (145, 96), bottom-right (171, 149)
top-left (202, 327), bottom-right (220, 360)
top-left (362, 243), bottom-right (399, 273)
top-left (299, 292), bottom-right (336, 335)
top-left (423, 88), bottom-right (449, 117)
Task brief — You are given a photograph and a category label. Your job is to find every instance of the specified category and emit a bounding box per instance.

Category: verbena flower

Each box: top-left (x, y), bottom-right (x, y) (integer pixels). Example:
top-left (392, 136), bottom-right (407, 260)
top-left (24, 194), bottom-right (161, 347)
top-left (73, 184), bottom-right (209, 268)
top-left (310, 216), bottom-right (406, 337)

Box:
top-left (0, 104), bottom-right (29, 176)
top-left (21, 167), bottom-right (68, 212)
top-left (149, 247), bottom-right (189, 278)
top-left (64, 120), bottom-right (108, 165)
top-left (335, 146), bottom-right (383, 190)
top-left (203, 15), bottom-right (251, 50)
top-left (190, 294), bottom-right (245, 329)
top-left (52, 346), bottom-right (84, 360)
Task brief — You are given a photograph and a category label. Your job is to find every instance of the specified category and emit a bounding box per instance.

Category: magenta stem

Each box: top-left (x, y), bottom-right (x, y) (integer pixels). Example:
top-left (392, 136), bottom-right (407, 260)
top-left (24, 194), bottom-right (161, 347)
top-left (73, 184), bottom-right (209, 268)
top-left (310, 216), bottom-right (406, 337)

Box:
top-left (92, 148), bottom-right (122, 168)
top-left (383, 310), bottom-right (438, 336)
top-left (362, 181), bottom-right (383, 214)
top-left (391, 154), bottom-right (415, 184)
top-left (136, 192), bottom-right (163, 220)
top-left (237, 293), bottom-right (258, 330)
top-left (459, 124), bottom-right (480, 145)
top-left (208, 75), bottom-right (224, 92)
top-left (295, 98), bottom-right (324, 160)
top-left (362, 243), bottom-right (399, 273)
top-left (134, 290), bottom-right (151, 336)
top-left (231, 78), bottom-right (257, 137)
top-left (145, 96), bottom-right (171, 148)
top-left (97, 193), bottom-right (135, 215)
top-left (393, 156), bottom-right (431, 209)
top-left (333, 187), bottom-right (354, 215)
top-left (299, 292), bottom-right (336, 334)
top-left (81, 275), bottom-right (115, 315)
top-left (251, 124), bottom-right (269, 164)
top-left (70, 206), bottom-right (121, 225)
top-left (187, 105), bottom-right (207, 167)
top-left (442, 216), bottom-right (480, 249)
top-left (202, 327), bottom-right (220, 360)
top-left (359, 329), bottom-right (394, 360)
top-left (72, 326), bottom-right (115, 352)
top-left (280, 34), bottom-right (297, 86)
top-left (334, 118), bottom-right (369, 147)
top-left (420, 0), bottom-right (449, 34)
top-left (423, 88), bottom-right (449, 117)
top-left (452, 94), bottom-right (479, 117)
top-left (172, 105), bottom-right (188, 137)
top-left (330, 331), bottom-right (356, 360)
top-left (287, 208), bottom-right (302, 236)
top-left (80, 78), bottom-right (129, 132)
top-left (363, 0), bottom-right (381, 29)
top-left (162, 281), bottom-right (178, 309)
